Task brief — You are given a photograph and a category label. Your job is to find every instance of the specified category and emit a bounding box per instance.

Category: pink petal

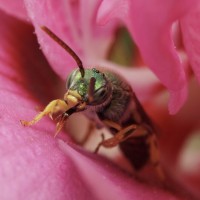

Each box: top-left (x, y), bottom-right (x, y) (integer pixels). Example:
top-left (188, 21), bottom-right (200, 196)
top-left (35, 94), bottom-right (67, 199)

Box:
top-left (0, 8), bottom-right (193, 200)
top-left (97, 0), bottom-right (200, 114)
top-left (149, 78), bottom-right (200, 199)
top-left (0, 1), bottom-right (200, 199)
top-left (181, 4), bottom-right (200, 84)
top-left (59, 141), bottom-right (182, 200)
top-left (0, 8), bottom-right (181, 200)
top-left (0, 9), bottom-right (183, 199)
top-left (24, 0), bottom-right (116, 80)
top-left (0, 0), bottom-right (28, 21)
top-left (0, 110), bottom-right (92, 200)
top-left (0, 10), bottom-right (93, 200)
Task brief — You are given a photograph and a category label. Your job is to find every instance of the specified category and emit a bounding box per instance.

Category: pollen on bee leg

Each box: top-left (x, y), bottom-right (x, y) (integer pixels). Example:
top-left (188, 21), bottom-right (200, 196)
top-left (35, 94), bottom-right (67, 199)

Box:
top-left (20, 99), bottom-right (68, 127)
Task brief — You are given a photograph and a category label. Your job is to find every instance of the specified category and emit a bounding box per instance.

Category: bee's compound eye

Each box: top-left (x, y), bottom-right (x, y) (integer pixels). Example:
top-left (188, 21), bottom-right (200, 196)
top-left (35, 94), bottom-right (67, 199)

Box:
top-left (93, 88), bottom-right (108, 104)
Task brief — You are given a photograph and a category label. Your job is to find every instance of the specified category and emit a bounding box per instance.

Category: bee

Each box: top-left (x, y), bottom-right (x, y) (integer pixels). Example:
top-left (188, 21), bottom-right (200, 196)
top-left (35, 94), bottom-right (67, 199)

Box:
top-left (21, 26), bottom-right (164, 180)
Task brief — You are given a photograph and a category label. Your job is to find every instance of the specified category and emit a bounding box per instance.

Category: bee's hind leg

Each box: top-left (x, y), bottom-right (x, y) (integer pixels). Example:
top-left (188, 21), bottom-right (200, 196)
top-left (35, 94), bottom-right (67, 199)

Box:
top-left (146, 134), bottom-right (165, 180)
top-left (94, 120), bottom-right (165, 180)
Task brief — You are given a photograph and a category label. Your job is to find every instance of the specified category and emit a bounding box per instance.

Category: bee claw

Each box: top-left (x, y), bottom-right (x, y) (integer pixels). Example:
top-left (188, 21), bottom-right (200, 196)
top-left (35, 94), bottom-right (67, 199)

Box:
top-left (20, 119), bottom-right (36, 127)
top-left (54, 113), bottom-right (69, 137)
top-left (49, 113), bottom-right (54, 120)
top-left (20, 120), bottom-right (28, 126)
top-left (54, 122), bottom-right (64, 137)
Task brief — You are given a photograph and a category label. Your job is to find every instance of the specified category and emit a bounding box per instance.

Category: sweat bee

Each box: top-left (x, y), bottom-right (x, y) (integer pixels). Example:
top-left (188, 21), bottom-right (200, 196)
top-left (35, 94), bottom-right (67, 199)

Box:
top-left (21, 26), bottom-right (164, 180)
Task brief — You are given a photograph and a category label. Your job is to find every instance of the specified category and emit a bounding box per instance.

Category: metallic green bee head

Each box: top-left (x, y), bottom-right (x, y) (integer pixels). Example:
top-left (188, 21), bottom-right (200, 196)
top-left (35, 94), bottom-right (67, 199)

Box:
top-left (66, 68), bottom-right (112, 106)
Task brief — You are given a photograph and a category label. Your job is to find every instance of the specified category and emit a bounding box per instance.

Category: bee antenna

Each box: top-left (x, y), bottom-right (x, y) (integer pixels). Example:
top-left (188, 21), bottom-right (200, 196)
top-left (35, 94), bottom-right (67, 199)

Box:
top-left (88, 77), bottom-right (96, 103)
top-left (41, 26), bottom-right (85, 77)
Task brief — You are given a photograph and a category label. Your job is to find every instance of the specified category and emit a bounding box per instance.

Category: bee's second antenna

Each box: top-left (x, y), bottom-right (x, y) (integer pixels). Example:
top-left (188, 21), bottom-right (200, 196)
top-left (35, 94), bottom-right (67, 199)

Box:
top-left (41, 26), bottom-right (85, 77)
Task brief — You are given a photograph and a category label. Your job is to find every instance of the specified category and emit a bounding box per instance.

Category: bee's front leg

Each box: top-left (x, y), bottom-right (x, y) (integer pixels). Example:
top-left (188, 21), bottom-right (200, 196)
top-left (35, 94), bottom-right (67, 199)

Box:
top-left (20, 99), bottom-right (68, 127)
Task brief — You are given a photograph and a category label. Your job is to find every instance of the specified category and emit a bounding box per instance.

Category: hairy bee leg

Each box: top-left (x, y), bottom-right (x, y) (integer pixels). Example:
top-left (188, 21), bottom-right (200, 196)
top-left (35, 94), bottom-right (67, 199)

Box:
top-left (95, 124), bottom-right (141, 153)
top-left (102, 119), bottom-right (122, 131)
top-left (147, 134), bottom-right (165, 180)
top-left (20, 99), bottom-right (68, 126)
top-left (96, 121), bottom-right (165, 180)
top-left (94, 120), bottom-right (122, 153)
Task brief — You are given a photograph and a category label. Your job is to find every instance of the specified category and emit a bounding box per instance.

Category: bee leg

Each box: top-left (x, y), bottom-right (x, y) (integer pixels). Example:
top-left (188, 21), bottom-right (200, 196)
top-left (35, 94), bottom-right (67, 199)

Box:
top-left (102, 119), bottom-right (122, 131)
top-left (94, 123), bottom-right (140, 153)
top-left (146, 134), bottom-right (165, 180)
top-left (95, 124), bottom-right (139, 150)
top-left (95, 121), bottom-right (165, 180)
top-left (94, 120), bottom-right (122, 153)
top-left (20, 99), bottom-right (68, 127)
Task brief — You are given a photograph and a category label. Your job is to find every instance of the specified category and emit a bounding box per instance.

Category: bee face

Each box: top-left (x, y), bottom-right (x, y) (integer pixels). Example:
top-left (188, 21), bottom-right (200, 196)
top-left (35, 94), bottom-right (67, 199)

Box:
top-left (66, 68), bottom-right (112, 106)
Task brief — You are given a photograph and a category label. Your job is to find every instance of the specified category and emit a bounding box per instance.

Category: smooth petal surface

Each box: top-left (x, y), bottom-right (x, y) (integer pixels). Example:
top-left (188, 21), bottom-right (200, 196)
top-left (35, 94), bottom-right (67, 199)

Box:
top-left (59, 140), bottom-right (181, 200)
top-left (181, 4), bottom-right (200, 84)
top-left (0, 0), bottom-right (28, 21)
top-left (97, 0), bottom-right (200, 114)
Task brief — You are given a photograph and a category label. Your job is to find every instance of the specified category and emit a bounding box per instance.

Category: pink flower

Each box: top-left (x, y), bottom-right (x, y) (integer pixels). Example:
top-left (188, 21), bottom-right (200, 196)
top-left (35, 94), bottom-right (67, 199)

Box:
top-left (0, 0), bottom-right (200, 199)
top-left (98, 0), bottom-right (200, 114)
